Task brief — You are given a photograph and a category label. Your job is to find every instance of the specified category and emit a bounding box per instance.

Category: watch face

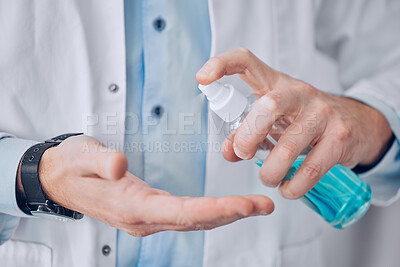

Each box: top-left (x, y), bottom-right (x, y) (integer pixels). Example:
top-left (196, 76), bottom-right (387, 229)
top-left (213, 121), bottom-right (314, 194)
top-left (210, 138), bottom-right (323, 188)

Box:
top-left (31, 211), bottom-right (76, 222)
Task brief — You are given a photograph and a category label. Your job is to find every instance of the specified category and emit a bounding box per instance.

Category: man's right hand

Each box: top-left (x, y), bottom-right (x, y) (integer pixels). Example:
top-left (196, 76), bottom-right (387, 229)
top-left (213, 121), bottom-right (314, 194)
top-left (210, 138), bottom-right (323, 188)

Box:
top-left (17, 135), bottom-right (274, 237)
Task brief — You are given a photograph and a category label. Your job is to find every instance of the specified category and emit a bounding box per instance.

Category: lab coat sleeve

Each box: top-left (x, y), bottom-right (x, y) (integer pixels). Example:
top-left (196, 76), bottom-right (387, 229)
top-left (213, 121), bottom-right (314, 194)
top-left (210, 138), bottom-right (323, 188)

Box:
top-left (0, 135), bottom-right (37, 244)
top-left (348, 96), bottom-right (400, 207)
top-left (0, 214), bottom-right (20, 246)
top-left (315, 1), bottom-right (400, 206)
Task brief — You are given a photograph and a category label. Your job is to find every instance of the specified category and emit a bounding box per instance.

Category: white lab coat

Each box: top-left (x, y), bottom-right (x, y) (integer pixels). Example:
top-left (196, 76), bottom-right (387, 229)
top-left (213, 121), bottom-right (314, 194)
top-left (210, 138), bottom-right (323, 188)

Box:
top-left (1, 1), bottom-right (400, 266)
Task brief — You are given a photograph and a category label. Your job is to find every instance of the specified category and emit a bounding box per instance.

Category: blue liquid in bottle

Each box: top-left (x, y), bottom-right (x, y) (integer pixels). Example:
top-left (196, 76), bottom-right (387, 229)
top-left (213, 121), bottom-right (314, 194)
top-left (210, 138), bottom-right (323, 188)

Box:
top-left (256, 156), bottom-right (371, 229)
top-left (198, 81), bottom-right (372, 229)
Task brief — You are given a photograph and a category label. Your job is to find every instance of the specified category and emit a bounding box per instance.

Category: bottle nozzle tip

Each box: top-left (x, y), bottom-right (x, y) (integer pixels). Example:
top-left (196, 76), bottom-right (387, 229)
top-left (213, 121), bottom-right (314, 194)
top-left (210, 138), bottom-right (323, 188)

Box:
top-left (198, 81), bottom-right (225, 100)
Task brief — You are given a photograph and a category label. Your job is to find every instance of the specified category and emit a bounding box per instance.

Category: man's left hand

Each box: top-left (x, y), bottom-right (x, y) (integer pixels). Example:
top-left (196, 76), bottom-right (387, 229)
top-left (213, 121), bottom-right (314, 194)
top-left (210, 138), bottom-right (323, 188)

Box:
top-left (197, 48), bottom-right (393, 199)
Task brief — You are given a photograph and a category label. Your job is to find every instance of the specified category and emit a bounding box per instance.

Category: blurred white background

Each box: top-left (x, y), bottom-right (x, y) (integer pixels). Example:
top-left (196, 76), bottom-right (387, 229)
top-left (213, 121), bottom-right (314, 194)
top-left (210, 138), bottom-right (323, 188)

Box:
top-left (322, 199), bottom-right (400, 267)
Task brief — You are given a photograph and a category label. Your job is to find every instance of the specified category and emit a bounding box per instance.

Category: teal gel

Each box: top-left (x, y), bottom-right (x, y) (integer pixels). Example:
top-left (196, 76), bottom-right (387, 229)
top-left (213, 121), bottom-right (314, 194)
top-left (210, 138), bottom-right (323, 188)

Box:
top-left (256, 156), bottom-right (371, 229)
top-left (198, 81), bottom-right (372, 229)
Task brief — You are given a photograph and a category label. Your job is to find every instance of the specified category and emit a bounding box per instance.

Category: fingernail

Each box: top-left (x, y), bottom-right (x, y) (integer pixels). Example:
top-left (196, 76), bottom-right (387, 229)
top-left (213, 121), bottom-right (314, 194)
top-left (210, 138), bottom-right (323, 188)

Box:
top-left (259, 211), bottom-right (269, 216)
top-left (197, 67), bottom-right (208, 78)
top-left (233, 142), bottom-right (251, 160)
top-left (279, 183), bottom-right (298, 199)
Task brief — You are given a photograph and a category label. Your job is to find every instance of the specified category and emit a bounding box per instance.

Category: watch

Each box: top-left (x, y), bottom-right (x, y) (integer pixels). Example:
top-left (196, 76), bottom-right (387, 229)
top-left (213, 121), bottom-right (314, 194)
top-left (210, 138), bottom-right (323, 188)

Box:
top-left (19, 133), bottom-right (84, 222)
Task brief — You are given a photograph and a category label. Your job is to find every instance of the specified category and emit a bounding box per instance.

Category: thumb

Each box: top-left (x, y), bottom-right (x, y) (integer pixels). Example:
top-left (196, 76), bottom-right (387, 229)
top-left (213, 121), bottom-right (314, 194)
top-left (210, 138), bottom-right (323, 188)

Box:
top-left (95, 149), bottom-right (128, 180)
top-left (196, 48), bottom-right (280, 97)
top-left (77, 138), bottom-right (128, 180)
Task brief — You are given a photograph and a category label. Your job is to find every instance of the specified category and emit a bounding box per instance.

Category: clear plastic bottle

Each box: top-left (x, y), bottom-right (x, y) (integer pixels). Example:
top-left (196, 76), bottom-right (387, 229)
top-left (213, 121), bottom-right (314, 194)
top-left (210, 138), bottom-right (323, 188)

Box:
top-left (199, 81), bottom-right (371, 229)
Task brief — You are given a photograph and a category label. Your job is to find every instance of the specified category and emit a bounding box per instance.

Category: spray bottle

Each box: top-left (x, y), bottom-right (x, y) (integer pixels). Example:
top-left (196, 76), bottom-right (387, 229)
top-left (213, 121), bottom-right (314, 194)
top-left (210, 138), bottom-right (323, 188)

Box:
top-left (199, 81), bottom-right (371, 229)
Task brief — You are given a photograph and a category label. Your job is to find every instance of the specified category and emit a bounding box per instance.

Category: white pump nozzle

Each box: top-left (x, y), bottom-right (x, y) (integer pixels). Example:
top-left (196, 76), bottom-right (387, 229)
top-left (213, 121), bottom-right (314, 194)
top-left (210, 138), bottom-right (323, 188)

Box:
top-left (198, 81), bottom-right (247, 123)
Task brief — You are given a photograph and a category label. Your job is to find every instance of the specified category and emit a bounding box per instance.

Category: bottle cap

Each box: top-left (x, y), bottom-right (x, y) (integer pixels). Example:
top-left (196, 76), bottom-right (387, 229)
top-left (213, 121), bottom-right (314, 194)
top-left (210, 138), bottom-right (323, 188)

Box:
top-left (198, 81), bottom-right (247, 122)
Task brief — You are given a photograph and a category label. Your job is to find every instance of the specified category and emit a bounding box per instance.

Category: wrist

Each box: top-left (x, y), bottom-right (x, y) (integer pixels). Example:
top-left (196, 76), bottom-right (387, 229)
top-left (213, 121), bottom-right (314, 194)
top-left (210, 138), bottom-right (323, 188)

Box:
top-left (16, 146), bottom-right (56, 207)
top-left (341, 94), bottom-right (397, 169)
top-left (353, 134), bottom-right (395, 174)
top-left (37, 146), bottom-right (57, 201)
top-left (18, 133), bottom-right (84, 221)
top-left (349, 96), bottom-right (395, 172)
top-left (360, 102), bottom-right (393, 166)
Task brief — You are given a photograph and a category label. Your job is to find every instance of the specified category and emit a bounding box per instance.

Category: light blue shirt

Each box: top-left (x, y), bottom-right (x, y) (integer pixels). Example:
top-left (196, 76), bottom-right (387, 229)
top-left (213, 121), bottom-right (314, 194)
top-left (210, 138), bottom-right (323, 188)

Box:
top-left (1, 1), bottom-right (400, 267)
top-left (118, 0), bottom-right (210, 266)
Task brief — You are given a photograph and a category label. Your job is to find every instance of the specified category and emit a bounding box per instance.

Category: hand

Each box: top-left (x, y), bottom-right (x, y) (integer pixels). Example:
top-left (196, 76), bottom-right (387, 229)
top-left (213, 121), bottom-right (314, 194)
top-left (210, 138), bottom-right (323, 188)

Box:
top-left (17, 135), bottom-right (274, 236)
top-left (197, 48), bottom-right (394, 200)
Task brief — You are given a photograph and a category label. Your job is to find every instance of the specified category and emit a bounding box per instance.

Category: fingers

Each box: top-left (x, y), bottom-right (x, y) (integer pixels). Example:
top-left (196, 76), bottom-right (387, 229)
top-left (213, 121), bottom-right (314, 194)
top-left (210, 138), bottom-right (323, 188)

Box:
top-left (75, 172), bottom-right (275, 227)
top-left (242, 194), bottom-right (275, 215)
top-left (259, 115), bottom-right (320, 187)
top-left (222, 132), bottom-right (242, 162)
top-left (278, 137), bottom-right (341, 199)
top-left (134, 193), bottom-right (274, 228)
top-left (62, 165), bottom-right (275, 237)
top-left (233, 89), bottom-right (300, 160)
top-left (196, 48), bottom-right (280, 96)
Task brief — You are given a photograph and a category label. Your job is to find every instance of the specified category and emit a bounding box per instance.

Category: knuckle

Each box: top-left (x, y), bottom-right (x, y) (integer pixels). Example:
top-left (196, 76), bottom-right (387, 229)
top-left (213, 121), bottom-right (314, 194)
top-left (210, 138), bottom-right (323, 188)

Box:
top-left (237, 47), bottom-right (253, 58)
top-left (234, 132), bottom-right (255, 153)
top-left (302, 162), bottom-right (321, 182)
top-left (175, 202), bottom-right (195, 227)
top-left (278, 138), bottom-right (298, 160)
top-left (334, 124), bottom-right (352, 143)
top-left (283, 186), bottom-right (302, 200)
top-left (317, 101), bottom-right (333, 117)
top-left (259, 93), bottom-right (280, 115)
top-left (209, 56), bottom-right (225, 77)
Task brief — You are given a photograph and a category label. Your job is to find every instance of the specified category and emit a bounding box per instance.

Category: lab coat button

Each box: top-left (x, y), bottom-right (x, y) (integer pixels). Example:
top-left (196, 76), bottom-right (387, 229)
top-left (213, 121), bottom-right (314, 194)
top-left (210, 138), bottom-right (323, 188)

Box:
top-left (108, 84), bottom-right (119, 93)
top-left (153, 17), bottom-right (166, 32)
top-left (102, 245), bottom-right (111, 256)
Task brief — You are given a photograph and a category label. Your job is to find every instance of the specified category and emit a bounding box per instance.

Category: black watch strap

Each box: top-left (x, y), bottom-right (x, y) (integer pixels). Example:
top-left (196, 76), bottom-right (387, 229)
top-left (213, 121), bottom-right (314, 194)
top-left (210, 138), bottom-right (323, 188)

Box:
top-left (21, 142), bottom-right (59, 203)
top-left (47, 133), bottom-right (84, 143)
top-left (20, 133), bottom-right (84, 221)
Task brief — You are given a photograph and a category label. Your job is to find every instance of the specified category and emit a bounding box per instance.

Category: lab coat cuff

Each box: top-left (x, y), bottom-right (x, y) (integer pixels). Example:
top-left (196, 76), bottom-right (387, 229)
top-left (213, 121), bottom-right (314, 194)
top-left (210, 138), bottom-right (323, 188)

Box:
top-left (0, 137), bottom-right (38, 217)
top-left (343, 91), bottom-right (400, 206)
top-left (0, 214), bottom-right (20, 245)
top-left (360, 139), bottom-right (400, 207)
